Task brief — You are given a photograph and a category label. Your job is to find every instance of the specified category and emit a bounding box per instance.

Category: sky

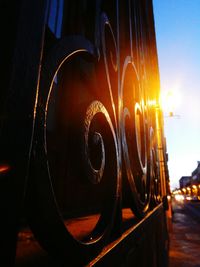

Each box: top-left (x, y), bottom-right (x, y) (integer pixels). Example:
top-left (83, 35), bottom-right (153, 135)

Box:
top-left (153, 0), bottom-right (200, 189)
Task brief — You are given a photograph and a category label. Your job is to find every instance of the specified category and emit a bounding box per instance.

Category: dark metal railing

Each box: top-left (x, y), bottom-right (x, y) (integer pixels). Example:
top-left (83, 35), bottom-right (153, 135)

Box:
top-left (0, 1), bottom-right (169, 266)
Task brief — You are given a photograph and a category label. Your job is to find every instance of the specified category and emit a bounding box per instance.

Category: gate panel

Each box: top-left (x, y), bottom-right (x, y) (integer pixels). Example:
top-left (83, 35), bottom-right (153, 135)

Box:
top-left (0, 1), bottom-right (169, 266)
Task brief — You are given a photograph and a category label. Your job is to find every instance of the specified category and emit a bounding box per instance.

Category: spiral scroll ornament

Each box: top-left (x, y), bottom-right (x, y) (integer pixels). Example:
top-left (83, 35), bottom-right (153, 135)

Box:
top-left (26, 33), bottom-right (120, 264)
top-left (25, 0), bottom-right (163, 264)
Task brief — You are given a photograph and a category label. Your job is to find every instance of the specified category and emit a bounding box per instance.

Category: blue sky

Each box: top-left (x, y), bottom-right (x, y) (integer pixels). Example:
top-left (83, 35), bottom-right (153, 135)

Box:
top-left (153, 0), bottom-right (200, 189)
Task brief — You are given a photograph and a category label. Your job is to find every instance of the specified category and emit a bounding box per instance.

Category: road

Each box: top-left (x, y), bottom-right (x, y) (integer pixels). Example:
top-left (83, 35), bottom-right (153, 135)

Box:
top-left (169, 200), bottom-right (200, 267)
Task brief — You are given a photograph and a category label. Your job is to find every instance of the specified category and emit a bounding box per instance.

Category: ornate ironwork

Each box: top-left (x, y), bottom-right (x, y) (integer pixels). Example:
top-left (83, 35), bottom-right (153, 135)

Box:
top-left (23, 0), bottom-right (169, 265)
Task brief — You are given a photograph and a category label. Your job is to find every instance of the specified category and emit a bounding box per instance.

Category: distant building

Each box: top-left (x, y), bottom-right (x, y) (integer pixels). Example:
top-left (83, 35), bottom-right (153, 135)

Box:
top-left (191, 161), bottom-right (200, 185)
top-left (179, 176), bottom-right (191, 189)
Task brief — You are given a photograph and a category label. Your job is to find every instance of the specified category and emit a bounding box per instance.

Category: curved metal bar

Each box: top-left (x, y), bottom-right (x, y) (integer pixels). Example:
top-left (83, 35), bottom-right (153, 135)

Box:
top-left (27, 33), bottom-right (121, 265)
top-left (100, 12), bottom-right (118, 130)
top-left (120, 55), bottom-right (150, 217)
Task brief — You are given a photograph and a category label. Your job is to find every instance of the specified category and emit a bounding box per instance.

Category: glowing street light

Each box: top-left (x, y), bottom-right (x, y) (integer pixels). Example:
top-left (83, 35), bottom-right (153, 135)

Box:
top-left (160, 89), bottom-right (181, 118)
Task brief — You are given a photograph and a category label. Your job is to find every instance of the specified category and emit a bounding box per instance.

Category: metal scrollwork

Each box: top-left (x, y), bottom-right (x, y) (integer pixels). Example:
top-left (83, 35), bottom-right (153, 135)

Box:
top-left (25, 0), bottom-right (164, 265)
top-left (26, 32), bottom-right (120, 264)
top-left (149, 127), bottom-right (162, 206)
top-left (120, 56), bottom-right (150, 217)
top-left (101, 12), bottom-right (118, 124)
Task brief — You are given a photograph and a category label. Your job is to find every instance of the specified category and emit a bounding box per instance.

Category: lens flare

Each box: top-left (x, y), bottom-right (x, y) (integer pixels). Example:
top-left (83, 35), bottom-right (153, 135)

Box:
top-left (160, 88), bottom-right (181, 115)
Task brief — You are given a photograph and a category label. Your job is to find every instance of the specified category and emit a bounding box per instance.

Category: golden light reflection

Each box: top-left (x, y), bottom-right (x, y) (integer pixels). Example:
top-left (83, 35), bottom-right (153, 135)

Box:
top-left (148, 99), bottom-right (157, 108)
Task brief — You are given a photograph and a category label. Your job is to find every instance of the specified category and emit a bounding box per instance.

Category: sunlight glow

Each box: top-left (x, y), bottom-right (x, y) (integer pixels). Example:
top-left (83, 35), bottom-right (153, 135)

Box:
top-left (160, 87), bottom-right (182, 115)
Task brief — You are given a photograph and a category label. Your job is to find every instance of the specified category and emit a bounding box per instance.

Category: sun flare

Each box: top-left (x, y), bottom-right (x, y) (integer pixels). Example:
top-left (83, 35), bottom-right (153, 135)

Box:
top-left (160, 88), bottom-right (182, 115)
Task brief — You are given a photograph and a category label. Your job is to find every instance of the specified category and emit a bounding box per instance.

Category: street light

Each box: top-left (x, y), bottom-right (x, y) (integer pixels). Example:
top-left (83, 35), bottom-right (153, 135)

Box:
top-left (160, 89), bottom-right (181, 118)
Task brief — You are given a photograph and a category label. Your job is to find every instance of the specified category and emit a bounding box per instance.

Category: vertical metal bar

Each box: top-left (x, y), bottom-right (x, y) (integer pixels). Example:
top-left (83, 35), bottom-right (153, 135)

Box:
top-left (155, 106), bottom-right (167, 198)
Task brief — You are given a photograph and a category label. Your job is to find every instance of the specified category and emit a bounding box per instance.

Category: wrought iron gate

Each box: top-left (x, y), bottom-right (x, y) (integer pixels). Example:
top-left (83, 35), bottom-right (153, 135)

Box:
top-left (0, 0), bottom-right (170, 266)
